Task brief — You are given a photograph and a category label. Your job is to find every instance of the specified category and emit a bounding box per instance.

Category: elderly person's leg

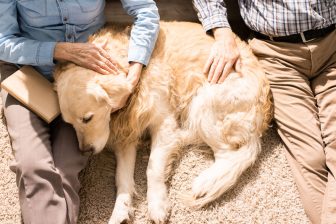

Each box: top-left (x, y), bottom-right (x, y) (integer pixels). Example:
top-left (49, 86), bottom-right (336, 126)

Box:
top-left (313, 69), bottom-right (336, 224)
top-left (311, 30), bottom-right (336, 224)
top-left (50, 117), bottom-right (88, 224)
top-left (250, 39), bottom-right (328, 224)
top-left (0, 63), bottom-right (87, 224)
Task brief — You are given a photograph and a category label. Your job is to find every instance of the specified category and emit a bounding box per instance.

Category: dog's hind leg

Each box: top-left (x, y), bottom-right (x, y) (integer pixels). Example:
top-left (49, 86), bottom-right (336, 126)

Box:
top-left (108, 141), bottom-right (138, 224)
top-left (147, 115), bottom-right (180, 224)
top-left (186, 82), bottom-right (262, 208)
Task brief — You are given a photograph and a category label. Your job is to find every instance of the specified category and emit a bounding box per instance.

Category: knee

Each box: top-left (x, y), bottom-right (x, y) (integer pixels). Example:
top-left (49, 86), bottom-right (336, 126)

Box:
top-left (299, 150), bottom-right (327, 173)
top-left (325, 137), bottom-right (336, 156)
top-left (13, 157), bottom-right (58, 181)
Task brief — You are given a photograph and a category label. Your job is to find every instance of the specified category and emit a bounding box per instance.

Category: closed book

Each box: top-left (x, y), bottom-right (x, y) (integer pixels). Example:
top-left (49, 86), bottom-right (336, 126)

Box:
top-left (1, 66), bottom-right (60, 123)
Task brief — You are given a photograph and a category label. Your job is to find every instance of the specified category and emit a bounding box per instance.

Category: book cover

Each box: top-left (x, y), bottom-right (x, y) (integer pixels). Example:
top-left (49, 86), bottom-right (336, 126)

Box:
top-left (1, 66), bottom-right (60, 123)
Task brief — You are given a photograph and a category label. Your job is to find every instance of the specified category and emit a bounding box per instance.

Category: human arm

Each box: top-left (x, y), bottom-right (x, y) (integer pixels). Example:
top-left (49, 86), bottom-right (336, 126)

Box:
top-left (0, 0), bottom-right (119, 75)
top-left (192, 0), bottom-right (240, 84)
top-left (120, 0), bottom-right (160, 89)
top-left (0, 0), bottom-right (56, 66)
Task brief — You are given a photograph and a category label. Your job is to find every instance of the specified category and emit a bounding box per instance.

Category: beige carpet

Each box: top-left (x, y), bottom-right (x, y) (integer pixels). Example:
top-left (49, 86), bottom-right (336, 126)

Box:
top-left (0, 96), bottom-right (310, 223)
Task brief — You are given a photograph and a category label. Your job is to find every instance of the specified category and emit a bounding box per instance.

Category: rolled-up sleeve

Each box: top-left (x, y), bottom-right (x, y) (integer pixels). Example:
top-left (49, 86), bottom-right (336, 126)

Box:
top-left (0, 0), bottom-right (56, 66)
top-left (121, 0), bottom-right (160, 66)
top-left (192, 0), bottom-right (230, 33)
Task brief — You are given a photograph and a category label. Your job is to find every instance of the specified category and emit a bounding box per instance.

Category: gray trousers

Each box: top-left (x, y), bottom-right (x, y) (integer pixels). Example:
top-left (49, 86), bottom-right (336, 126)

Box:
top-left (0, 63), bottom-right (88, 224)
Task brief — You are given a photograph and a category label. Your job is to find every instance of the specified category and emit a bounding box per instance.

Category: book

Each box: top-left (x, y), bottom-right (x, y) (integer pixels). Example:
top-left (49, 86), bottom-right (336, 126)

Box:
top-left (1, 66), bottom-right (60, 123)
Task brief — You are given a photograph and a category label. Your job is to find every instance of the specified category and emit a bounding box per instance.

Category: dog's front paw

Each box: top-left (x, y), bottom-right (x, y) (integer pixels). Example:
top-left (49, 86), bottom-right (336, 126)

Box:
top-left (148, 194), bottom-right (170, 224)
top-left (108, 195), bottom-right (134, 224)
top-left (108, 208), bottom-right (133, 224)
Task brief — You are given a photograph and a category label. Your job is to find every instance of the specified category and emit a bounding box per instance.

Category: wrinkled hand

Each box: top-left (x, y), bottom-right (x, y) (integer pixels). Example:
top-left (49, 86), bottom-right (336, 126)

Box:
top-left (205, 28), bottom-right (240, 84)
top-left (54, 42), bottom-right (122, 75)
top-left (126, 62), bottom-right (143, 91)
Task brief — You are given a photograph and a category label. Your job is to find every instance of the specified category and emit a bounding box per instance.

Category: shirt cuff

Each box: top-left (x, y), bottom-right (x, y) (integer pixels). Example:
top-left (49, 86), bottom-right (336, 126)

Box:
top-left (201, 14), bottom-right (231, 33)
top-left (128, 44), bottom-right (151, 66)
top-left (36, 41), bottom-right (57, 66)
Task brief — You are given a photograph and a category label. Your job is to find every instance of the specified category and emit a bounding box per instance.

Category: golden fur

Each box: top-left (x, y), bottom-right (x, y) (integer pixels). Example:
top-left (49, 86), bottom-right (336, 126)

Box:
top-left (54, 21), bottom-right (272, 224)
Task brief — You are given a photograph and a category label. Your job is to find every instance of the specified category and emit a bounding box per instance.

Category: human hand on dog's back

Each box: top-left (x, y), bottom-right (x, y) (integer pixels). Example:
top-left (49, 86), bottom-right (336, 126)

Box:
top-left (54, 42), bottom-right (122, 75)
top-left (205, 27), bottom-right (241, 84)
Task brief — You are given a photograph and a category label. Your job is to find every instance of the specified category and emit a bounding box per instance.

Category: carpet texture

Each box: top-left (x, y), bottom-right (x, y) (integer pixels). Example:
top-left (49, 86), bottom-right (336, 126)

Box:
top-left (0, 96), bottom-right (310, 223)
top-left (0, 1), bottom-right (311, 223)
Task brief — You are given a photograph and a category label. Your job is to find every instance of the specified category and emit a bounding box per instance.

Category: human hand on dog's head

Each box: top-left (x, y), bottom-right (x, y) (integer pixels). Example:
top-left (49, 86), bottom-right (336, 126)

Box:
top-left (205, 27), bottom-right (241, 84)
top-left (54, 41), bottom-right (126, 75)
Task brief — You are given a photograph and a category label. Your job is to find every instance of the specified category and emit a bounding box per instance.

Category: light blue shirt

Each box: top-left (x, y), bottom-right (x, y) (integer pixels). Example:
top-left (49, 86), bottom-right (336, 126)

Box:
top-left (0, 0), bottom-right (159, 80)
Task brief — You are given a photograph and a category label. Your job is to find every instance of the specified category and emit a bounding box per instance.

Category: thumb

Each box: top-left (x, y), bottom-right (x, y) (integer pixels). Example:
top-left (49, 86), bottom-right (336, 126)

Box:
top-left (235, 58), bottom-right (242, 72)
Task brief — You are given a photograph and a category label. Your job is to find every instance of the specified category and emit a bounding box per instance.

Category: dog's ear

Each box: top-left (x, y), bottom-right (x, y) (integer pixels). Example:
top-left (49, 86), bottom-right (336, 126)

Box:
top-left (87, 81), bottom-right (110, 104)
top-left (96, 75), bottom-right (132, 108)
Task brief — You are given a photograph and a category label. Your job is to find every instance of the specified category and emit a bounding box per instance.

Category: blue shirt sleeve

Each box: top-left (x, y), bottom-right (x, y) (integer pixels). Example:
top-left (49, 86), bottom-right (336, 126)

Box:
top-left (0, 0), bottom-right (56, 66)
top-left (120, 0), bottom-right (160, 66)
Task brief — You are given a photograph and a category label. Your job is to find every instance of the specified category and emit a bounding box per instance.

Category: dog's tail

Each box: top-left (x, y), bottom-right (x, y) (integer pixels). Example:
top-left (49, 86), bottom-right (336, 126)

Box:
top-left (186, 136), bottom-right (260, 208)
top-left (183, 75), bottom-right (264, 208)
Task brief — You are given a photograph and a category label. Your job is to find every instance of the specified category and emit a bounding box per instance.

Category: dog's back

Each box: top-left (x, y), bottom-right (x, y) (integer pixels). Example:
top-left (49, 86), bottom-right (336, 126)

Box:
top-left (105, 21), bottom-right (271, 140)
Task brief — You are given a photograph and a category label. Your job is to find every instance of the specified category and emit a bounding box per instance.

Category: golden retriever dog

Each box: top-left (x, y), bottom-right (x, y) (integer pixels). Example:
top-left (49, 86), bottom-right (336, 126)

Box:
top-left (54, 21), bottom-right (272, 224)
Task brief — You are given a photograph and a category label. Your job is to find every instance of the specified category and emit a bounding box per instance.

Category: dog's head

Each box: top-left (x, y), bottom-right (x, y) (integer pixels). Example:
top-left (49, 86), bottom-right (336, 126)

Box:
top-left (54, 64), bottom-right (132, 154)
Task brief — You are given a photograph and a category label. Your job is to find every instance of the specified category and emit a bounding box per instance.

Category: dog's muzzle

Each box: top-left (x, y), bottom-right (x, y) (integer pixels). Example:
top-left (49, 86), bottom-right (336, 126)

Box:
top-left (81, 144), bottom-right (95, 156)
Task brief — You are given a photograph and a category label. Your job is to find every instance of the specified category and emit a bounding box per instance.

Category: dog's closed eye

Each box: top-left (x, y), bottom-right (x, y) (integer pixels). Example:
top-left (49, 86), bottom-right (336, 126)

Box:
top-left (82, 113), bottom-right (94, 124)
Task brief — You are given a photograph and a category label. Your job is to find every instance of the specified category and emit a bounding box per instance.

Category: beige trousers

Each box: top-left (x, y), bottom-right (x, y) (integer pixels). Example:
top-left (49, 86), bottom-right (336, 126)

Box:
top-left (250, 30), bottom-right (336, 224)
top-left (0, 63), bottom-right (88, 224)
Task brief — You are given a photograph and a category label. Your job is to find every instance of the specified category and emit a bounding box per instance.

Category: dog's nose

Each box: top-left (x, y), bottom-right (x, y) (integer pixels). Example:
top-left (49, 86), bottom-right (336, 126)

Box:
top-left (81, 145), bottom-right (94, 156)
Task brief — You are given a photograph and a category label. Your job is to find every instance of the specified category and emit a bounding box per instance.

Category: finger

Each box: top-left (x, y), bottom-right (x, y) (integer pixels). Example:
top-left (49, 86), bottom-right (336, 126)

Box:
top-left (93, 39), bottom-right (108, 50)
top-left (97, 60), bottom-right (114, 73)
top-left (203, 55), bottom-right (214, 75)
top-left (93, 44), bottom-right (126, 74)
top-left (90, 63), bottom-right (110, 75)
top-left (211, 57), bottom-right (226, 84)
top-left (100, 56), bottom-right (119, 74)
top-left (235, 58), bottom-right (242, 72)
top-left (96, 46), bottom-right (113, 64)
top-left (99, 61), bottom-right (120, 75)
top-left (69, 46), bottom-right (111, 75)
top-left (89, 53), bottom-right (113, 73)
top-left (208, 57), bottom-right (220, 83)
top-left (96, 46), bottom-right (113, 65)
top-left (101, 39), bottom-right (109, 50)
top-left (95, 43), bottom-right (128, 73)
top-left (218, 61), bottom-right (234, 84)
top-left (94, 53), bottom-right (119, 74)
top-left (98, 48), bottom-right (123, 73)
